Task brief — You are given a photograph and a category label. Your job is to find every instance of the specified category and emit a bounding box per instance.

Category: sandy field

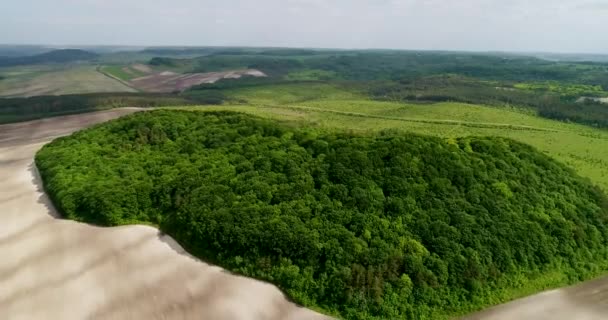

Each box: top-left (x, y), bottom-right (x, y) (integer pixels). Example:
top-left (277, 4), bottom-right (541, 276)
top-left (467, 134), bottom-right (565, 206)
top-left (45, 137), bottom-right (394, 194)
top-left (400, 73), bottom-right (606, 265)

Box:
top-left (462, 274), bottom-right (608, 320)
top-left (0, 109), bottom-right (331, 320)
top-left (129, 69), bottom-right (266, 93)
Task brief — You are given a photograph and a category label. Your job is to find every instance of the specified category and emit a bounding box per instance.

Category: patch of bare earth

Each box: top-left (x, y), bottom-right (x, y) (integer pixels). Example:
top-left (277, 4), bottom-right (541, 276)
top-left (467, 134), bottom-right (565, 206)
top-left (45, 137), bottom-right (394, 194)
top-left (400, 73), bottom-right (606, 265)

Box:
top-left (131, 63), bottom-right (153, 74)
top-left (121, 67), bottom-right (135, 76)
top-left (129, 69), bottom-right (266, 93)
top-left (0, 109), bottom-right (331, 320)
top-left (577, 96), bottom-right (608, 104)
top-left (462, 275), bottom-right (608, 320)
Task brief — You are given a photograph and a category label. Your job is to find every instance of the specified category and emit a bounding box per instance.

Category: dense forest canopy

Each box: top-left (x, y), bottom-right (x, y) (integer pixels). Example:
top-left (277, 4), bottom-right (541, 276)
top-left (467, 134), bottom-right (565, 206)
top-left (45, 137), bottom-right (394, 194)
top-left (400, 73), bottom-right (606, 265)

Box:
top-left (37, 110), bottom-right (608, 319)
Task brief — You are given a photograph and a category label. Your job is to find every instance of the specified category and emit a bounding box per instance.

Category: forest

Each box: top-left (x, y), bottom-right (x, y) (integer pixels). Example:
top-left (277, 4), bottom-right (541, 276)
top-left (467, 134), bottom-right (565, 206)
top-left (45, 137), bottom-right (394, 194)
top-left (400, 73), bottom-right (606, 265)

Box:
top-left (0, 49), bottom-right (99, 67)
top-left (175, 50), bottom-right (608, 128)
top-left (36, 110), bottom-right (608, 319)
top-left (0, 92), bottom-right (214, 124)
top-left (363, 75), bottom-right (608, 128)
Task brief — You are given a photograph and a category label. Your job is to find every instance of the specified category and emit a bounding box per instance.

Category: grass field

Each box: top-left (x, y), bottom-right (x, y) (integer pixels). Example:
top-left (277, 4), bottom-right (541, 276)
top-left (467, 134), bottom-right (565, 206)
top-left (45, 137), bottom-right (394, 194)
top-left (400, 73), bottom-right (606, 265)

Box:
top-left (99, 65), bottom-right (147, 81)
top-left (178, 83), bottom-right (608, 191)
top-left (0, 65), bottom-right (136, 97)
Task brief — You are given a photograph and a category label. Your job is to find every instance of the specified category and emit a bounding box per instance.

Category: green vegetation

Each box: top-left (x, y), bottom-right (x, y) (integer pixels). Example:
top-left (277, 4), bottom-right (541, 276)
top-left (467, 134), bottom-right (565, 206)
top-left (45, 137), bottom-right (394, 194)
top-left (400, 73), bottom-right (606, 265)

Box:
top-left (37, 110), bottom-right (608, 319)
top-left (165, 51), bottom-right (608, 127)
top-left (514, 82), bottom-right (608, 98)
top-left (149, 57), bottom-right (183, 67)
top-left (148, 57), bottom-right (196, 72)
top-left (174, 50), bottom-right (608, 128)
top-left (100, 65), bottom-right (133, 81)
top-left (184, 82), bottom-right (608, 192)
top-left (286, 69), bottom-right (337, 81)
top-left (363, 75), bottom-right (608, 128)
top-left (4, 48), bottom-right (608, 128)
top-left (0, 93), bottom-right (195, 124)
top-left (171, 51), bottom-right (608, 86)
top-left (0, 45), bottom-right (51, 57)
top-left (100, 65), bottom-right (147, 81)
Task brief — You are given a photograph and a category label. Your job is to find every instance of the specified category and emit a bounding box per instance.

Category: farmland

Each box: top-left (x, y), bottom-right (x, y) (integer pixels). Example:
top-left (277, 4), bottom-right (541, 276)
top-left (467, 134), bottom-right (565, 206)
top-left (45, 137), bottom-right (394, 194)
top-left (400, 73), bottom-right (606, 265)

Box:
top-left (128, 69), bottom-right (266, 93)
top-left (0, 65), bottom-right (136, 97)
top-left (100, 63), bottom-right (268, 93)
top-left (0, 63), bottom-right (266, 98)
top-left (100, 64), bottom-right (150, 81)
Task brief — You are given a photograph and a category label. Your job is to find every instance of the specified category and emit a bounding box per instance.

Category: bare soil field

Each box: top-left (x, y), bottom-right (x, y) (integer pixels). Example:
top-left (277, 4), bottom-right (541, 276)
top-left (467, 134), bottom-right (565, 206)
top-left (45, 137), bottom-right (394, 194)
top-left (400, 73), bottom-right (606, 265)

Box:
top-left (0, 66), bottom-right (136, 98)
top-left (0, 109), bottom-right (331, 320)
top-left (462, 275), bottom-right (608, 320)
top-left (131, 63), bottom-right (153, 73)
top-left (129, 69), bottom-right (266, 93)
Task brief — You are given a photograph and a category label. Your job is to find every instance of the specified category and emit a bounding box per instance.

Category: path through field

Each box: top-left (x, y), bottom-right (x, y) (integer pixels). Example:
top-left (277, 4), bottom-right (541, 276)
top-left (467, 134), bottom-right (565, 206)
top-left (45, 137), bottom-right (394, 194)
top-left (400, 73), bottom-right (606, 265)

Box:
top-left (0, 109), bottom-right (331, 320)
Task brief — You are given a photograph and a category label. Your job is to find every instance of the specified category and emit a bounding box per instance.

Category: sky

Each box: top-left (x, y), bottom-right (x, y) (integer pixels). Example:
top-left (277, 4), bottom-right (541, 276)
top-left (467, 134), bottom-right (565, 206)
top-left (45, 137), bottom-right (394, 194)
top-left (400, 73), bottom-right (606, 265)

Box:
top-left (1, 0), bottom-right (607, 53)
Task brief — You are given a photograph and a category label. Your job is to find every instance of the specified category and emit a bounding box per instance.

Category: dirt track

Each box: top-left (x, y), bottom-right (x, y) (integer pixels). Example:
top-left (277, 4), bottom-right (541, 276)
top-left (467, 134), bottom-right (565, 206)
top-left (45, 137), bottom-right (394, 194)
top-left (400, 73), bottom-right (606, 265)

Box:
top-left (0, 109), bottom-right (331, 320)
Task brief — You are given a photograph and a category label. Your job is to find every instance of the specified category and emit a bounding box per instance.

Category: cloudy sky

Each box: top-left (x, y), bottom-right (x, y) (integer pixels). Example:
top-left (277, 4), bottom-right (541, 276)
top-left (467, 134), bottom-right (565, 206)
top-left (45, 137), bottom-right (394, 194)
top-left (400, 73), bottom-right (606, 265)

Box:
top-left (1, 0), bottom-right (607, 53)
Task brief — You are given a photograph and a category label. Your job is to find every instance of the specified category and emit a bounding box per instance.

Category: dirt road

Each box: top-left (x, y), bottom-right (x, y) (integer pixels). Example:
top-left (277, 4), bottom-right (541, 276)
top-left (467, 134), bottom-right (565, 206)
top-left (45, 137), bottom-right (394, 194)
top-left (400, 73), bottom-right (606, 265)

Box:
top-left (0, 109), bottom-right (331, 320)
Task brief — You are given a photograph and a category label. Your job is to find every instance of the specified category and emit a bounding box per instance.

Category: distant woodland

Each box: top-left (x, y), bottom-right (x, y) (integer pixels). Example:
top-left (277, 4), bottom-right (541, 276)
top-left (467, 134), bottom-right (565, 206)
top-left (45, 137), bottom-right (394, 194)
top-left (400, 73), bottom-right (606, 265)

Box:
top-left (180, 51), bottom-right (608, 128)
top-left (3, 49), bottom-right (608, 128)
top-left (0, 49), bottom-right (98, 67)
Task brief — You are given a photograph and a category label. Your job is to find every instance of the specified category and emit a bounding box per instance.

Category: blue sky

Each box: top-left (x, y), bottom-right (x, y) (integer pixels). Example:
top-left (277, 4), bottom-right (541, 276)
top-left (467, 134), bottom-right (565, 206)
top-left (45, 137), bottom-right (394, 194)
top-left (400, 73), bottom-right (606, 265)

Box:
top-left (1, 0), bottom-right (607, 53)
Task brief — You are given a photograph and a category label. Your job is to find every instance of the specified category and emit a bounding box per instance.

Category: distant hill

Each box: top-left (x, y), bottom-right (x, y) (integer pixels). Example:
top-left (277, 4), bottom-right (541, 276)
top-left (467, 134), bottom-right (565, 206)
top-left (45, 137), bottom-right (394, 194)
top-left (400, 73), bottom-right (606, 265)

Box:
top-left (531, 52), bottom-right (608, 63)
top-left (0, 45), bottom-right (53, 58)
top-left (0, 49), bottom-right (99, 67)
top-left (141, 47), bottom-right (217, 56)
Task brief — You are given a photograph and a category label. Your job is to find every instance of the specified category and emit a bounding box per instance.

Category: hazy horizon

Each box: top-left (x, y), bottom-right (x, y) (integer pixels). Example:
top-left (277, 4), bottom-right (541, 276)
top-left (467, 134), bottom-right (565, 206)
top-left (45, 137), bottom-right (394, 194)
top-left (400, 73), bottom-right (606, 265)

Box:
top-left (2, 0), bottom-right (608, 54)
top-left (2, 44), bottom-right (608, 57)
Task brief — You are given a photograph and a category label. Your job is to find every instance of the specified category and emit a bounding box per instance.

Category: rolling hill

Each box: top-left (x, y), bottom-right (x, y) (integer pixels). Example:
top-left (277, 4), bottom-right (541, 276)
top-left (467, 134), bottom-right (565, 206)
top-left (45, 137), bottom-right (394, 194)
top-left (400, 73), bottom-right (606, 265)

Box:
top-left (0, 49), bottom-right (99, 67)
